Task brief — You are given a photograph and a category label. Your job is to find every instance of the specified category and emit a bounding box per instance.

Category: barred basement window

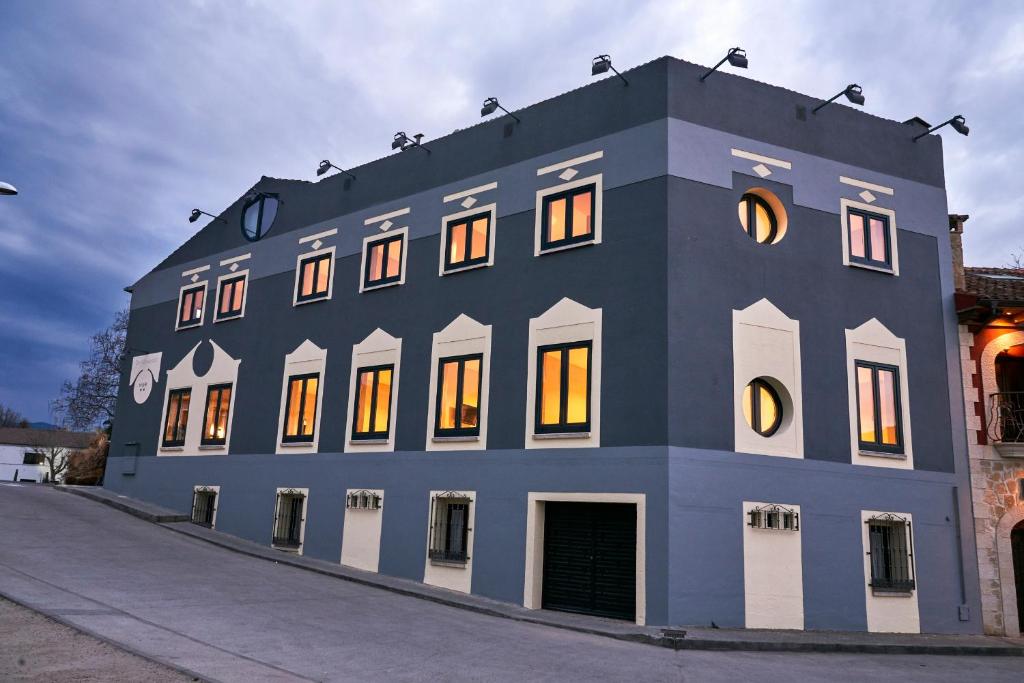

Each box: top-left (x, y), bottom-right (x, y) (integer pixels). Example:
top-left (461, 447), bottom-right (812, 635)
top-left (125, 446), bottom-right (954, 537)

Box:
top-left (273, 490), bottom-right (306, 551)
top-left (748, 504), bottom-right (799, 531)
top-left (346, 490), bottom-right (382, 510)
top-left (428, 492), bottom-right (471, 565)
top-left (191, 488), bottom-right (217, 528)
top-left (866, 513), bottom-right (915, 593)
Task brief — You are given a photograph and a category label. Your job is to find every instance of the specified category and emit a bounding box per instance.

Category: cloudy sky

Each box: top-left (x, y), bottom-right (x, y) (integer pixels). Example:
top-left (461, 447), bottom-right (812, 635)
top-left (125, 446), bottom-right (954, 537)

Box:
top-left (0, 0), bottom-right (1020, 421)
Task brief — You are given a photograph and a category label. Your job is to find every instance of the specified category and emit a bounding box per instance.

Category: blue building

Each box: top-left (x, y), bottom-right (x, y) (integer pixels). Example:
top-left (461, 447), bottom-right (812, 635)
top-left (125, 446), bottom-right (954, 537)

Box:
top-left (106, 56), bottom-right (981, 633)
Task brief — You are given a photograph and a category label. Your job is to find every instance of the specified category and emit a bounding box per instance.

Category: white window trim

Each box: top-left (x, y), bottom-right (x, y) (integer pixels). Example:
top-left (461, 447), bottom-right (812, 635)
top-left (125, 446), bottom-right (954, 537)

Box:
top-left (534, 174), bottom-right (603, 256)
top-left (345, 329), bottom-right (402, 452)
top-left (340, 488), bottom-right (385, 572)
top-left (438, 203), bottom-right (497, 276)
top-left (157, 341), bottom-right (240, 456)
top-left (292, 245), bottom-right (337, 307)
top-left (425, 315), bottom-right (492, 451)
top-left (359, 227), bottom-right (409, 293)
top-left (845, 319), bottom-right (913, 469)
top-left (861, 509), bottom-right (920, 633)
top-left (192, 485), bottom-right (220, 528)
top-left (174, 280), bottom-right (208, 331)
top-left (742, 501), bottom-right (804, 630)
top-left (523, 492), bottom-right (646, 625)
top-left (275, 340), bottom-right (327, 454)
top-left (213, 269), bottom-right (250, 323)
top-left (840, 198), bottom-right (900, 276)
top-left (524, 298), bottom-right (602, 449)
top-left (423, 490), bottom-right (476, 594)
top-left (273, 487), bottom-right (309, 556)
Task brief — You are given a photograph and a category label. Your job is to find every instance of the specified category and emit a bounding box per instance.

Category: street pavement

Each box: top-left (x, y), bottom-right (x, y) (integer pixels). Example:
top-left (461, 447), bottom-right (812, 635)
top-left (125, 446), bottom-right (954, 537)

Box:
top-left (0, 483), bottom-right (1020, 682)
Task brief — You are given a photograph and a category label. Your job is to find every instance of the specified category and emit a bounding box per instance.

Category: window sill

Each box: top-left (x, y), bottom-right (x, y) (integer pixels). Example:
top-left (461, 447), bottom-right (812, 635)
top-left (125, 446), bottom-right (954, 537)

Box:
top-left (533, 432), bottom-right (591, 440)
top-left (213, 314), bottom-right (243, 324)
top-left (871, 589), bottom-right (914, 598)
top-left (293, 295), bottom-right (331, 307)
top-left (537, 239), bottom-right (596, 257)
top-left (198, 444), bottom-right (226, 451)
top-left (272, 545), bottom-right (302, 554)
top-left (430, 559), bottom-right (469, 568)
top-left (349, 438), bottom-right (390, 445)
top-left (432, 436), bottom-right (480, 443)
top-left (279, 442), bottom-right (315, 449)
top-left (857, 449), bottom-right (907, 460)
top-left (158, 446), bottom-right (184, 453)
top-left (847, 260), bottom-right (896, 276)
top-left (442, 261), bottom-right (492, 276)
top-left (175, 322), bottom-right (203, 331)
top-left (361, 280), bottom-right (403, 293)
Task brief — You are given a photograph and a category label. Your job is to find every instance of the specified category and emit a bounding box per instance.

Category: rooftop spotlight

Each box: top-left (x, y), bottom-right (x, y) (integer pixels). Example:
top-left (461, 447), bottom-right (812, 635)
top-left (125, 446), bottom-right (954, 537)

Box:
top-left (812, 84), bottom-right (865, 114)
top-left (913, 115), bottom-right (969, 141)
top-left (392, 131), bottom-right (431, 154)
top-left (316, 159), bottom-right (356, 179)
top-left (699, 47), bottom-right (747, 81)
top-left (591, 55), bottom-right (628, 85)
top-left (189, 209), bottom-right (226, 224)
top-left (480, 97), bottom-right (521, 123)
top-left (0, 181), bottom-right (17, 196)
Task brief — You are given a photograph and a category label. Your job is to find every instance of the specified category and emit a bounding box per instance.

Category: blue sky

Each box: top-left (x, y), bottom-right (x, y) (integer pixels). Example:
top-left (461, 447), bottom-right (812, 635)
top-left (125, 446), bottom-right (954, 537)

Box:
top-left (0, 1), bottom-right (1020, 421)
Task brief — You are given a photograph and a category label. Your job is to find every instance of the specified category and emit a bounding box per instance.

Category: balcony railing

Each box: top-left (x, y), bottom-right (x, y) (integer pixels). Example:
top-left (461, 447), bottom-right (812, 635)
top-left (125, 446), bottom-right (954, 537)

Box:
top-left (987, 392), bottom-right (1024, 444)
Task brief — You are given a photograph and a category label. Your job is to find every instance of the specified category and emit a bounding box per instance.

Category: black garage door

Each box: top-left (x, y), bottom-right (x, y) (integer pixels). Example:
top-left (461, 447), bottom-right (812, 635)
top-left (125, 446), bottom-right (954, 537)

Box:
top-left (542, 502), bottom-right (636, 621)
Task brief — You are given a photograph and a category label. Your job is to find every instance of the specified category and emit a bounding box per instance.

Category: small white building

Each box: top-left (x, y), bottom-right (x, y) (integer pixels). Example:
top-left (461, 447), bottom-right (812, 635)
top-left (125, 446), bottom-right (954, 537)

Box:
top-left (0, 428), bottom-right (95, 483)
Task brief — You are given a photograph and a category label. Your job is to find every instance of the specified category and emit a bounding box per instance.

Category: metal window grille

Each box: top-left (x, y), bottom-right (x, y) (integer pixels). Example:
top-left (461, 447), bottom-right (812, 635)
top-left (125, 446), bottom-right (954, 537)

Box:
top-left (867, 514), bottom-right (915, 592)
top-left (273, 493), bottom-right (305, 549)
top-left (748, 504), bottom-right (799, 531)
top-left (346, 490), bottom-right (381, 510)
top-left (428, 494), bottom-right (471, 564)
top-left (987, 392), bottom-right (1024, 443)
top-left (191, 490), bottom-right (216, 527)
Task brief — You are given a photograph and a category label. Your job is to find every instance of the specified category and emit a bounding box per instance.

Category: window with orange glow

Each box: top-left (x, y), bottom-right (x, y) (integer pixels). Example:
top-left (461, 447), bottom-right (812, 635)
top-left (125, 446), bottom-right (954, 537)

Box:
top-left (162, 388), bottom-right (191, 447)
top-left (855, 361), bottom-right (903, 453)
top-left (742, 378), bottom-right (782, 437)
top-left (540, 184), bottom-right (595, 251)
top-left (535, 341), bottom-right (591, 433)
top-left (444, 213), bottom-right (491, 271)
top-left (282, 373), bottom-right (319, 442)
top-left (178, 284), bottom-right (206, 328)
top-left (352, 365), bottom-right (394, 439)
top-left (738, 193), bottom-right (778, 244)
top-left (364, 234), bottom-right (404, 288)
top-left (200, 383), bottom-right (233, 446)
top-left (216, 275), bottom-right (246, 320)
top-left (847, 208), bottom-right (891, 269)
top-left (434, 354), bottom-right (482, 437)
top-left (296, 252), bottom-right (332, 303)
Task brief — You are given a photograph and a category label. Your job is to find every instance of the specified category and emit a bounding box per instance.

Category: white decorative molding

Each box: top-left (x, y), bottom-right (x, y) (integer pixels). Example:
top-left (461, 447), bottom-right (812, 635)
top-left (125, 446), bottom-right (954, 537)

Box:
top-left (840, 175), bottom-right (894, 196)
top-left (363, 207), bottom-right (410, 226)
top-left (174, 280), bottom-right (208, 331)
top-left (181, 264), bottom-right (210, 278)
top-left (996, 506), bottom-right (1024, 637)
top-left (839, 198), bottom-right (900, 276)
top-left (298, 227), bottom-right (338, 244)
top-left (214, 269), bottom-right (250, 323)
top-left (438, 203), bottom-right (497, 276)
top-left (731, 148), bottom-right (792, 170)
top-left (359, 227), bottom-right (408, 293)
top-left (533, 174), bottom-right (603, 256)
top-left (425, 315), bottom-right (492, 451)
top-left (861, 510), bottom-right (920, 633)
top-left (345, 329), bottom-right (402, 453)
top-left (130, 352), bottom-right (162, 405)
top-left (157, 341), bottom-right (241, 456)
top-left (219, 253), bottom-right (251, 267)
top-left (443, 181), bottom-right (497, 203)
top-left (422, 490), bottom-right (476, 594)
top-left (275, 340), bottom-right (327, 454)
top-left (537, 150), bottom-right (603, 176)
top-left (292, 246), bottom-right (336, 306)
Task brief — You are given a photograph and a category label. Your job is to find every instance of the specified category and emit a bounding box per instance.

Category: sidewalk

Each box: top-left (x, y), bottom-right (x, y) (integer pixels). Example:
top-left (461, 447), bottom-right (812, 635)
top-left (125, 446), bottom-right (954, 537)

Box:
top-left (59, 485), bottom-right (1024, 657)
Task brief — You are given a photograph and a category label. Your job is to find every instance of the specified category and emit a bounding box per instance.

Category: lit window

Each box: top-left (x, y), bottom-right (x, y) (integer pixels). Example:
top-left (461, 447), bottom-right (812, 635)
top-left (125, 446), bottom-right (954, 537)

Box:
top-left (364, 234), bottom-right (404, 289)
top-left (434, 354), bottom-right (482, 438)
top-left (444, 213), bottom-right (491, 272)
top-left (216, 275), bottom-right (246, 320)
top-left (742, 378), bottom-right (782, 437)
top-left (540, 184), bottom-right (595, 251)
top-left (200, 383), bottom-right (232, 446)
top-left (282, 374), bottom-right (319, 443)
top-left (847, 208), bottom-right (891, 269)
top-left (867, 514), bottom-right (915, 592)
top-left (242, 193), bottom-right (279, 241)
top-left (535, 341), bottom-right (591, 433)
top-left (352, 365), bottom-right (393, 440)
top-left (177, 284), bottom-right (206, 329)
top-left (296, 252), bottom-right (332, 303)
top-left (429, 495), bottom-right (471, 564)
top-left (856, 361), bottom-right (903, 453)
top-left (738, 193), bottom-right (778, 244)
top-left (162, 388), bottom-right (191, 447)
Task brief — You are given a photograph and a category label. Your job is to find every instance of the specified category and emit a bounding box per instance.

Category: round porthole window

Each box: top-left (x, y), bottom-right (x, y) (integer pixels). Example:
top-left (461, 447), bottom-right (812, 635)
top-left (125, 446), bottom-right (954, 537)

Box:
top-left (737, 189), bottom-right (787, 244)
top-left (742, 377), bottom-right (782, 437)
top-left (241, 193), bottom-right (279, 241)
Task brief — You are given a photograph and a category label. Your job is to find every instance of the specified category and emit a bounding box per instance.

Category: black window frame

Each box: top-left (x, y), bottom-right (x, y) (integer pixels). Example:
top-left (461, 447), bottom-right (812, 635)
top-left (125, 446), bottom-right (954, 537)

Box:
top-left (191, 489), bottom-right (217, 528)
top-left (539, 183), bottom-right (597, 252)
top-left (363, 234), bottom-right (405, 289)
top-left (200, 383), bottom-right (233, 447)
top-left (281, 373), bottom-right (319, 444)
top-left (433, 353), bottom-right (484, 438)
top-left (177, 283), bottom-right (206, 329)
top-left (744, 377), bottom-right (783, 437)
top-left (534, 340), bottom-right (592, 435)
top-left (428, 496), bottom-right (471, 564)
top-left (867, 515), bottom-right (916, 593)
top-left (241, 193), bottom-right (279, 242)
top-left (443, 211), bottom-right (492, 272)
top-left (855, 360), bottom-right (904, 454)
top-left (215, 274), bottom-right (247, 321)
top-left (22, 452), bottom-right (44, 465)
top-left (847, 207), bottom-right (893, 270)
top-left (351, 364), bottom-right (395, 441)
top-left (739, 192), bottom-right (778, 244)
top-left (162, 387), bottom-right (192, 448)
top-left (272, 491), bottom-right (306, 550)
top-left (295, 252), bottom-right (333, 304)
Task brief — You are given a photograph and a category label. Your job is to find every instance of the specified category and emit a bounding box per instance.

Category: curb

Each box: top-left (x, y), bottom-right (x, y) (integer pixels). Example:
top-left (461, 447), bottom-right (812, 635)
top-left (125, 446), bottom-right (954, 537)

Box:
top-left (54, 485), bottom-right (189, 523)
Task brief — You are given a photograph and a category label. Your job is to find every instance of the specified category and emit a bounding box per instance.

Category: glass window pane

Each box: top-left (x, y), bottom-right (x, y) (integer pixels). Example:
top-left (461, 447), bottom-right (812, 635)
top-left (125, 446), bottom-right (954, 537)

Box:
top-left (850, 214), bottom-right (866, 258)
top-left (566, 346), bottom-right (589, 424)
top-left (878, 369), bottom-right (899, 445)
top-left (192, 288), bottom-right (203, 317)
top-left (165, 394), bottom-right (180, 442)
top-left (369, 244), bottom-right (383, 282)
top-left (205, 390), bottom-right (219, 440)
top-left (374, 369), bottom-right (392, 433)
top-left (547, 197), bottom-right (566, 242)
top-left (232, 279), bottom-right (244, 311)
top-left (758, 385), bottom-right (777, 431)
top-left (316, 257), bottom-right (330, 293)
top-left (857, 366), bottom-right (876, 443)
top-left (386, 240), bottom-right (402, 278)
top-left (449, 223), bottom-right (467, 265)
top-left (216, 387), bottom-right (231, 439)
top-left (540, 350), bottom-right (562, 425)
top-left (571, 191), bottom-right (592, 237)
top-left (738, 198), bottom-right (749, 233)
top-left (259, 198), bottom-right (278, 236)
top-left (301, 377), bottom-right (318, 436)
top-left (741, 383), bottom-right (753, 429)
top-left (301, 261), bottom-right (315, 296)
top-left (470, 218), bottom-right (488, 259)
top-left (461, 359), bottom-right (480, 428)
top-left (243, 202), bottom-right (260, 238)
top-left (286, 379), bottom-right (302, 436)
top-left (439, 361), bottom-right (458, 430)
top-left (355, 372), bottom-right (373, 433)
top-left (869, 218), bottom-right (887, 263)
top-left (755, 203), bottom-right (772, 242)
top-left (181, 292), bottom-right (193, 322)
top-left (176, 391), bottom-right (190, 441)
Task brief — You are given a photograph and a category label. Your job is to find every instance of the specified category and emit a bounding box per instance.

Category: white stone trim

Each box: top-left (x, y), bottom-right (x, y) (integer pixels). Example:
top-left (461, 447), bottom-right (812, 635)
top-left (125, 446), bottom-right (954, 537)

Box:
top-left (174, 280), bottom-right (208, 331)
top-left (845, 319), bottom-right (913, 469)
top-left (536, 150), bottom-right (603, 176)
top-left (292, 246), bottom-right (336, 306)
top-left (273, 487), bottom-right (309, 556)
top-left (181, 264), bottom-right (210, 278)
top-left (359, 227), bottom-right (408, 293)
top-left (438, 204), bottom-right (497, 276)
top-left (218, 253), bottom-right (251, 267)
top-left (192, 485), bottom-right (220, 528)
top-left (839, 176), bottom-right (894, 196)
top-left (443, 181), bottom-right (497, 203)
top-left (533, 174), bottom-right (603, 256)
top-left (730, 148), bottom-right (792, 170)
top-left (274, 340), bottom-right (327, 454)
top-left (743, 501), bottom-right (803, 629)
top-left (363, 207), bottom-right (410, 225)
top-left (423, 490), bottom-right (476, 594)
top-left (213, 269), bottom-right (249, 323)
top-left (341, 488), bottom-right (384, 573)
top-left (157, 341), bottom-right (240, 456)
top-left (525, 298), bottom-right (601, 449)
top-left (840, 198), bottom-right (900, 276)
top-left (523, 492), bottom-right (646, 625)
top-left (732, 299), bottom-right (804, 459)
top-left (979, 331), bottom-right (1024, 438)
top-left (425, 315), bottom-right (492, 451)
top-left (345, 329), bottom-right (402, 453)
top-left (298, 227), bottom-right (337, 244)
top-left (861, 510), bottom-right (920, 633)
top-left (995, 506), bottom-right (1024, 637)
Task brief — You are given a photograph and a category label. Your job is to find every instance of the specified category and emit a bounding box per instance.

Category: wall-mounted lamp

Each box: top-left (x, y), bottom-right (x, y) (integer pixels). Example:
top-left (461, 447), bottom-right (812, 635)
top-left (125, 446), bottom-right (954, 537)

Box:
top-left (392, 131), bottom-right (431, 154)
top-left (699, 47), bottom-right (748, 81)
top-left (812, 84), bottom-right (864, 114)
top-left (189, 209), bottom-right (226, 224)
top-left (591, 55), bottom-right (628, 85)
top-left (481, 97), bottom-right (520, 123)
top-left (316, 159), bottom-right (356, 179)
top-left (913, 115), bottom-right (969, 141)
top-left (0, 181), bottom-right (17, 196)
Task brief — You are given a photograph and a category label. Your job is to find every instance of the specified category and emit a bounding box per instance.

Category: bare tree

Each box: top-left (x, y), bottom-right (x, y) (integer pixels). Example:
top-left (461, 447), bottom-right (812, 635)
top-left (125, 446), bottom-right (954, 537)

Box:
top-left (0, 403), bottom-right (26, 427)
top-left (52, 309), bottom-right (128, 431)
top-left (32, 446), bottom-right (70, 483)
top-left (1009, 249), bottom-right (1024, 269)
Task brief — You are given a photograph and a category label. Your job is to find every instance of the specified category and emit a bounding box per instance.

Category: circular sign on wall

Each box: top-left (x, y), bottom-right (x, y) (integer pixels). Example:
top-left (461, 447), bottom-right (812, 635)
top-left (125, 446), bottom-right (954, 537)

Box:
top-left (133, 368), bottom-right (154, 404)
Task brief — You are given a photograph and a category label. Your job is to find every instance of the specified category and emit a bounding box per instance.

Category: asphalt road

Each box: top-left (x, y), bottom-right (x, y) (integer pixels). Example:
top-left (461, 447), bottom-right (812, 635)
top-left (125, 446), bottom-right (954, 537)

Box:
top-left (0, 483), bottom-right (1020, 683)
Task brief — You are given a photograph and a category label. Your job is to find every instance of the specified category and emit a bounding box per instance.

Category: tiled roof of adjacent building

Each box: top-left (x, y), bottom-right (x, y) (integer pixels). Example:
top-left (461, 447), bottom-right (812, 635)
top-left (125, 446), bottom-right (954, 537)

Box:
top-left (962, 267), bottom-right (1024, 303)
top-left (0, 427), bottom-right (95, 450)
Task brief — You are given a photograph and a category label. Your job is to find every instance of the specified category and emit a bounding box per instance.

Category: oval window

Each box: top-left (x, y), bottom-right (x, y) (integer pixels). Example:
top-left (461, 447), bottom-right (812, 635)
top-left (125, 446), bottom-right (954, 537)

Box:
top-left (242, 194), bottom-right (279, 241)
top-left (738, 193), bottom-right (778, 244)
top-left (742, 378), bottom-right (782, 437)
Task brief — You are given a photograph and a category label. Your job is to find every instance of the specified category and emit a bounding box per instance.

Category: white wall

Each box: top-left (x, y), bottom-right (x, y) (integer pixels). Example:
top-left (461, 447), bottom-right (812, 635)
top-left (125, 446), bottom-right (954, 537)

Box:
top-left (340, 489), bottom-right (384, 572)
top-left (742, 501), bottom-right (804, 629)
top-left (0, 444), bottom-right (47, 482)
